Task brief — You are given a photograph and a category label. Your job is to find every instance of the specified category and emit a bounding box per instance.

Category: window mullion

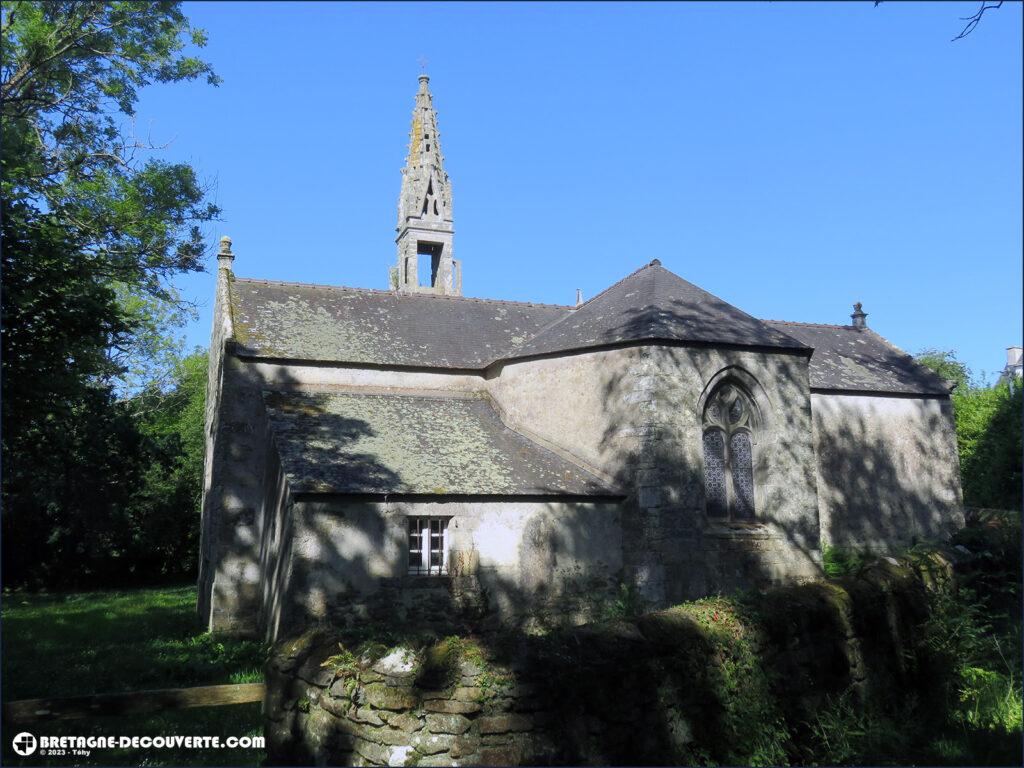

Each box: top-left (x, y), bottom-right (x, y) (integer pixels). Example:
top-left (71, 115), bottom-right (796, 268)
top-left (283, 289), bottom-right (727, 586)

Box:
top-left (724, 426), bottom-right (736, 521)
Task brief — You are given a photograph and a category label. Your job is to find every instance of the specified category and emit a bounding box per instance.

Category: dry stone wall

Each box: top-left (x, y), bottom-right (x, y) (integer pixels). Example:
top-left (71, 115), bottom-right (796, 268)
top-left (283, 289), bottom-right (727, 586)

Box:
top-left (265, 550), bottom-right (965, 766)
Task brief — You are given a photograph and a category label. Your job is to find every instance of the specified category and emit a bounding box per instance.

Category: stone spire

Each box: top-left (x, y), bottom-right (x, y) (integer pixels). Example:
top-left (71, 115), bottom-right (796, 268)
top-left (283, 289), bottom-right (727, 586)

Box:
top-left (391, 74), bottom-right (460, 295)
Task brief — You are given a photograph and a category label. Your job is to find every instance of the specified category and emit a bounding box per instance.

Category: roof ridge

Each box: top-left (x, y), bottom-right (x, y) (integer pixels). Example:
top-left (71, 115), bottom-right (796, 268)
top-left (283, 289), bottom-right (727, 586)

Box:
top-left (765, 318), bottom-right (856, 330)
top-left (663, 274), bottom-right (809, 347)
top-left (494, 261), bottom-right (664, 363)
top-left (574, 260), bottom-right (659, 309)
top-left (233, 276), bottom-right (575, 310)
top-left (861, 328), bottom-right (949, 386)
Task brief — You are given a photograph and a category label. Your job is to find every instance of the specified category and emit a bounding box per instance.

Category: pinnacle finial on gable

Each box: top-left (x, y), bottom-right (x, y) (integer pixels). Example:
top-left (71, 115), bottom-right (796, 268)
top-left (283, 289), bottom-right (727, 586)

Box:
top-left (851, 302), bottom-right (867, 329)
top-left (218, 235), bottom-right (234, 271)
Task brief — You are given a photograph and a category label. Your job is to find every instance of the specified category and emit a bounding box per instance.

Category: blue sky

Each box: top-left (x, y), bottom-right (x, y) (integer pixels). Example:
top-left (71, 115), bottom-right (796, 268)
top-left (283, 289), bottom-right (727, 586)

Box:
top-left (140, 1), bottom-right (1022, 380)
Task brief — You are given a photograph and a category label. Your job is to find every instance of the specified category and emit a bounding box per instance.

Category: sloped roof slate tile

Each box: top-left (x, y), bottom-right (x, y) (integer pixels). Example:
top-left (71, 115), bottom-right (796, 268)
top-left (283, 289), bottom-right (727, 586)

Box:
top-left (764, 321), bottom-right (950, 395)
top-left (263, 390), bottom-right (615, 496)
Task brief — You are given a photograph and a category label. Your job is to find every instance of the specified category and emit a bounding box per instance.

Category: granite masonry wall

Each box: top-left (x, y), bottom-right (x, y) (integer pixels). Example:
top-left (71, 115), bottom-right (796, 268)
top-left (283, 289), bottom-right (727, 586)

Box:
top-left (261, 498), bottom-right (624, 641)
top-left (812, 392), bottom-right (965, 550)
top-left (488, 344), bottom-right (823, 605)
top-left (265, 553), bottom-right (961, 766)
top-left (202, 305), bottom-right (961, 637)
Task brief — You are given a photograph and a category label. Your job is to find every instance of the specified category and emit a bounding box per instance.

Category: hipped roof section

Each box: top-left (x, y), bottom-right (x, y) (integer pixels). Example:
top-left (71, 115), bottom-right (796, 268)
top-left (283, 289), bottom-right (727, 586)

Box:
top-left (764, 321), bottom-right (951, 396)
top-left (263, 390), bottom-right (616, 496)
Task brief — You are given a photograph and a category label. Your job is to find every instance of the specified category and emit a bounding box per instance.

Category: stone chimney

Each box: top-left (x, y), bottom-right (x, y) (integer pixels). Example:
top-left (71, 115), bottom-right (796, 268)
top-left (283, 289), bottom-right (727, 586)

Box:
top-left (576, 288), bottom-right (583, 307)
top-left (851, 302), bottom-right (867, 329)
top-left (217, 235), bottom-right (234, 271)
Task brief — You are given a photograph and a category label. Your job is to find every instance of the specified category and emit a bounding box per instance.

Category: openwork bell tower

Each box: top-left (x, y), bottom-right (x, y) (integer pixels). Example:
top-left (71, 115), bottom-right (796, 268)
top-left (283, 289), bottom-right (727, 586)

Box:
top-left (392, 74), bottom-right (460, 295)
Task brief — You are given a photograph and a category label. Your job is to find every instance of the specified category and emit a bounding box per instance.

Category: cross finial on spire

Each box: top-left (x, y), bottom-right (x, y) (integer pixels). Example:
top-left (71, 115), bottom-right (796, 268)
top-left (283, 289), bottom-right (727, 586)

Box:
top-left (417, 55), bottom-right (429, 72)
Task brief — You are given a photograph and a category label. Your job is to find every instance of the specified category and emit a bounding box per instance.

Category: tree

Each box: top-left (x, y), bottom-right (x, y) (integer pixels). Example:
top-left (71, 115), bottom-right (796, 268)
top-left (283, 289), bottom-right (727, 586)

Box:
top-left (1, 2), bottom-right (219, 587)
top-left (122, 351), bottom-right (208, 582)
top-left (915, 350), bottom-right (1022, 511)
top-left (2, 1), bottom-right (220, 294)
top-left (873, 1), bottom-right (1005, 42)
top-left (915, 348), bottom-right (973, 394)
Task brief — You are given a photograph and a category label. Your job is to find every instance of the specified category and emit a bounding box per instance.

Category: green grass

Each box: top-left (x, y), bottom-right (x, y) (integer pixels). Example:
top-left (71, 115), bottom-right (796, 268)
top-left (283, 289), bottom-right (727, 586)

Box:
top-left (1, 585), bottom-right (266, 766)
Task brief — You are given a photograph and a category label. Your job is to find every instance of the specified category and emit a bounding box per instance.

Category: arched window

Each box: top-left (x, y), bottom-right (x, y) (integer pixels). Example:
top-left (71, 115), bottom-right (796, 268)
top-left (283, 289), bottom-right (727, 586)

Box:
top-left (702, 383), bottom-right (756, 520)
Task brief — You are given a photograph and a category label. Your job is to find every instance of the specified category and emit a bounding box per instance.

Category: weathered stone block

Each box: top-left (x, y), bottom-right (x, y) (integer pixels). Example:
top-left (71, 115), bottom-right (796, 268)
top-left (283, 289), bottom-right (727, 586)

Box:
top-left (364, 683), bottom-right (418, 710)
top-left (452, 686), bottom-right (484, 702)
top-left (362, 726), bottom-right (415, 747)
top-left (424, 699), bottom-right (481, 715)
top-left (449, 735), bottom-right (480, 759)
top-left (425, 712), bottom-right (471, 735)
top-left (413, 731), bottom-right (456, 755)
top-left (319, 695), bottom-right (351, 719)
top-left (353, 736), bottom-right (388, 765)
top-left (372, 647), bottom-right (418, 678)
top-left (476, 714), bottom-right (533, 735)
top-left (384, 712), bottom-right (424, 733)
top-left (348, 705), bottom-right (386, 726)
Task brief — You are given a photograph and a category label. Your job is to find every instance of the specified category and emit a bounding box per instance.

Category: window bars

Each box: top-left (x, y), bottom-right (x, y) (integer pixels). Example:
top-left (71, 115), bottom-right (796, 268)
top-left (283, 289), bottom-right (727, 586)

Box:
top-left (407, 516), bottom-right (449, 575)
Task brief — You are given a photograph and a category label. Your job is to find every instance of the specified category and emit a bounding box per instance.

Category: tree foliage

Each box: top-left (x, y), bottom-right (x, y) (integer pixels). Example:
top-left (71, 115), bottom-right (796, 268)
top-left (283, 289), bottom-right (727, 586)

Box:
top-left (1, 1), bottom-right (220, 292)
top-left (1, 2), bottom-right (218, 588)
top-left (915, 350), bottom-right (1022, 511)
top-left (122, 351), bottom-right (209, 583)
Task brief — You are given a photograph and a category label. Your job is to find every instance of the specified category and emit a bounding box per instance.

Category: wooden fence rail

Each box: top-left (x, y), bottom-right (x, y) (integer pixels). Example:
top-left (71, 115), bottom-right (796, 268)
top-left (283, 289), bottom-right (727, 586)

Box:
top-left (3, 682), bottom-right (265, 724)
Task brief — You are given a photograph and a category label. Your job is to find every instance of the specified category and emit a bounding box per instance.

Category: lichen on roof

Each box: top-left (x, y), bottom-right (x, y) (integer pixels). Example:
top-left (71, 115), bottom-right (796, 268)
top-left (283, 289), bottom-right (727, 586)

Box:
top-left (764, 321), bottom-right (949, 395)
top-left (263, 390), bottom-right (614, 496)
top-left (230, 279), bottom-right (570, 368)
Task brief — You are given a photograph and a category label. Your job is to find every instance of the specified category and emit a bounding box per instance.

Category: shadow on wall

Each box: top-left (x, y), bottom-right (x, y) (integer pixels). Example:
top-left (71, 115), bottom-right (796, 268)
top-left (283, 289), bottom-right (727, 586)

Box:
top-left (258, 300), bottom-right (962, 647)
top-left (814, 395), bottom-right (964, 550)
top-left (266, 561), bottom-right (966, 767)
top-left (255, 364), bottom-right (401, 641)
top-left (274, 495), bottom-right (624, 642)
top-left (592, 300), bottom-right (825, 603)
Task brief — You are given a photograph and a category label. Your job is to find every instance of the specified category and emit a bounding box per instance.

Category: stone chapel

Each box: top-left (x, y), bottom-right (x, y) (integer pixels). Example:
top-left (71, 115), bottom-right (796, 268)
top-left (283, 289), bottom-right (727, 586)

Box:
top-left (198, 75), bottom-right (964, 638)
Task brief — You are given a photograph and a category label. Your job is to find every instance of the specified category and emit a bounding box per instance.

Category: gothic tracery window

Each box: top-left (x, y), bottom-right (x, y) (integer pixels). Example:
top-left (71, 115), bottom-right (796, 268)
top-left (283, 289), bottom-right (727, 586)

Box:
top-left (702, 383), bottom-right (756, 520)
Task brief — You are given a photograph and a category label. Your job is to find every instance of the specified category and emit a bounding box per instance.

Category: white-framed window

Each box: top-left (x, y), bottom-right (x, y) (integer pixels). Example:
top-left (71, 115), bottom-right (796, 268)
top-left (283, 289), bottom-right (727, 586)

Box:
top-left (407, 516), bottom-right (450, 575)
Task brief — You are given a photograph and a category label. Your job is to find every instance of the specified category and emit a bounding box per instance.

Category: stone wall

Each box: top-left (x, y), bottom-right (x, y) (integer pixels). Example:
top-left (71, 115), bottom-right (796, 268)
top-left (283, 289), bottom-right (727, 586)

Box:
top-left (199, 269), bottom-right (275, 634)
top-left (812, 392), bottom-right (964, 550)
top-left (488, 344), bottom-right (823, 605)
top-left (265, 554), bottom-right (957, 766)
top-left (633, 345), bottom-right (822, 604)
top-left (199, 348), bottom-right (487, 634)
top-left (262, 498), bottom-right (623, 641)
top-left (202, 330), bottom-right (963, 638)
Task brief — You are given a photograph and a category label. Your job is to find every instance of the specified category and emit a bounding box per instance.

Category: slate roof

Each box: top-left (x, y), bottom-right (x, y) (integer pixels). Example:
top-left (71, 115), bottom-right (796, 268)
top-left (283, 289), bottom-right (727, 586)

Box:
top-left (505, 261), bottom-right (808, 359)
top-left (764, 321), bottom-right (951, 395)
top-left (229, 278), bottom-right (570, 369)
top-left (263, 390), bottom-right (616, 496)
top-left (229, 264), bottom-right (949, 397)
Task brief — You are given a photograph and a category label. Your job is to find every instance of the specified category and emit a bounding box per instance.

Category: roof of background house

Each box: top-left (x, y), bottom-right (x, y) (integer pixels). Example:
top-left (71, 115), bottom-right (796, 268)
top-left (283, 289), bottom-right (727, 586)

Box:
top-left (764, 321), bottom-right (951, 395)
top-left (263, 390), bottom-right (616, 496)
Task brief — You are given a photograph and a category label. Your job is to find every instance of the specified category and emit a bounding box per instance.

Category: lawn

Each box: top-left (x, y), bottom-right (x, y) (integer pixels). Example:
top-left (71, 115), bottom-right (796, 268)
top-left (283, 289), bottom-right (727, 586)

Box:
top-left (1, 585), bottom-right (266, 766)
